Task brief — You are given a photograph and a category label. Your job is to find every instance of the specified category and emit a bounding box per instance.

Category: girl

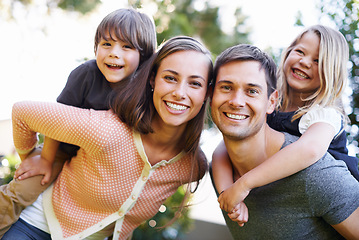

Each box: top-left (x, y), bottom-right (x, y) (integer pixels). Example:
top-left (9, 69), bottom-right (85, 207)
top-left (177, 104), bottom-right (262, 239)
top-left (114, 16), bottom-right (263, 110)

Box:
top-left (212, 25), bottom-right (359, 223)
top-left (4, 36), bottom-right (213, 239)
top-left (0, 8), bottom-right (157, 237)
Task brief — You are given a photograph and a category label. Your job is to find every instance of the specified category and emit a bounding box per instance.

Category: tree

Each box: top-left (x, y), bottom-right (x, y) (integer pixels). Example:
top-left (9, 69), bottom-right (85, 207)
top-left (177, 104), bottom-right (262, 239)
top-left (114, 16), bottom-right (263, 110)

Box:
top-left (129, 0), bottom-right (250, 57)
top-left (319, 0), bottom-right (359, 155)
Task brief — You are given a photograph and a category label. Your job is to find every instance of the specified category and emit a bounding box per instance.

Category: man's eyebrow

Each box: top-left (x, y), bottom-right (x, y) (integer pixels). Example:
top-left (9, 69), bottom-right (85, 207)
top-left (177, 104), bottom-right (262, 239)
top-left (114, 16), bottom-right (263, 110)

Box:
top-left (217, 79), bottom-right (233, 84)
top-left (247, 83), bottom-right (264, 90)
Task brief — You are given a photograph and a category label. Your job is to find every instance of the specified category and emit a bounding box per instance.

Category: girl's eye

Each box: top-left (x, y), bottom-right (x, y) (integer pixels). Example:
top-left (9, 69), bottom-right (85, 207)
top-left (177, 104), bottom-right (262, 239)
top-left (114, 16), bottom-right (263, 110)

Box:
top-left (295, 49), bottom-right (304, 55)
top-left (314, 59), bottom-right (319, 64)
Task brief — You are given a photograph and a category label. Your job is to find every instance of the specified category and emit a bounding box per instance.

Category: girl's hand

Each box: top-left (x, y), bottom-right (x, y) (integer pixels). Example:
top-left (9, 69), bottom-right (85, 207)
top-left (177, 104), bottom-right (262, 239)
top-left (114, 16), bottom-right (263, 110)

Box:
top-left (15, 154), bottom-right (53, 185)
top-left (218, 179), bottom-right (251, 213)
top-left (227, 202), bottom-right (249, 226)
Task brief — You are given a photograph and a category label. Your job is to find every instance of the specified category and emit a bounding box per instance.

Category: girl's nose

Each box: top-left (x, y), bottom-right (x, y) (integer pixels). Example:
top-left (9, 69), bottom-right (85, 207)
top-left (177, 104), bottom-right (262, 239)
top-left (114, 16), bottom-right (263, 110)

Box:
top-left (299, 57), bottom-right (311, 68)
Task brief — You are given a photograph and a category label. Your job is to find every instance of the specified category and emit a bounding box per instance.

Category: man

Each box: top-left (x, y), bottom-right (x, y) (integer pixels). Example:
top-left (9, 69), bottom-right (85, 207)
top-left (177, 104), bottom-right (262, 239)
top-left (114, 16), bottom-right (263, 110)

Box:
top-left (210, 44), bottom-right (359, 239)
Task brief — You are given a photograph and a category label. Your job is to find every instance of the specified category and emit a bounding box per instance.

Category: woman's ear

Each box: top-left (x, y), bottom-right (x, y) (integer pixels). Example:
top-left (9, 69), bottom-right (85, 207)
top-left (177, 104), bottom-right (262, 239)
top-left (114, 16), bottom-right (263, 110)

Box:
top-left (267, 90), bottom-right (278, 114)
top-left (149, 74), bottom-right (155, 90)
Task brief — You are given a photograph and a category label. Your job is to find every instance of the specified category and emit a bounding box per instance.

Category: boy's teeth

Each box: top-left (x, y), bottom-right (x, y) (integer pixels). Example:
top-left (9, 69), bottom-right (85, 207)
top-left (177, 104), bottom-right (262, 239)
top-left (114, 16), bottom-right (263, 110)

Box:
top-left (166, 102), bottom-right (187, 110)
top-left (227, 113), bottom-right (246, 120)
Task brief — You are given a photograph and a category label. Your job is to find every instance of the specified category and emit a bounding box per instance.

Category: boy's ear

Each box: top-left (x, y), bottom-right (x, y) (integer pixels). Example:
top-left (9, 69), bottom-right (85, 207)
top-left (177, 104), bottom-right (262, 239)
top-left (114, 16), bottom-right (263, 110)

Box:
top-left (266, 90), bottom-right (278, 114)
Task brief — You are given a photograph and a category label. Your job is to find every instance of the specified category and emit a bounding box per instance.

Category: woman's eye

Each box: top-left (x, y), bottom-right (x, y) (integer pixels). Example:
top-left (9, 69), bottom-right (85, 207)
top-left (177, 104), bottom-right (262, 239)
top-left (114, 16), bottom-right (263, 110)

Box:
top-left (164, 75), bottom-right (176, 81)
top-left (190, 81), bottom-right (203, 88)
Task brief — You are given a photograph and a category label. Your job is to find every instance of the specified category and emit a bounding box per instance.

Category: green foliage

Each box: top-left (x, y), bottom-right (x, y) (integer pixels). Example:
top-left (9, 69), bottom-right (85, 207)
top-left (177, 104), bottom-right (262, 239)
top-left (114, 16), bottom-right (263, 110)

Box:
top-left (319, 0), bottom-right (359, 155)
top-left (57, 0), bottom-right (101, 14)
top-left (130, 0), bottom-right (250, 57)
top-left (132, 186), bottom-right (193, 240)
top-left (0, 154), bottom-right (21, 185)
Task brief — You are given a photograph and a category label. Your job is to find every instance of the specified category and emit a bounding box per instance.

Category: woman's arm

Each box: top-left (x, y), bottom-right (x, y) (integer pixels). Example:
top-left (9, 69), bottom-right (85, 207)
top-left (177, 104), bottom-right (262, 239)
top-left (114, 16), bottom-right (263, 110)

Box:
top-left (12, 101), bottom-right (110, 156)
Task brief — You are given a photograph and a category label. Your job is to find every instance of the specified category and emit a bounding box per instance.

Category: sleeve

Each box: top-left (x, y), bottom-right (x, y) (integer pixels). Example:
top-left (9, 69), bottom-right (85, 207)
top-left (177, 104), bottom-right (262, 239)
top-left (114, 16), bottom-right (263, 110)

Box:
top-left (298, 105), bottom-right (342, 135)
top-left (12, 101), bottom-right (114, 155)
top-left (306, 157), bottom-right (359, 225)
top-left (56, 62), bottom-right (91, 107)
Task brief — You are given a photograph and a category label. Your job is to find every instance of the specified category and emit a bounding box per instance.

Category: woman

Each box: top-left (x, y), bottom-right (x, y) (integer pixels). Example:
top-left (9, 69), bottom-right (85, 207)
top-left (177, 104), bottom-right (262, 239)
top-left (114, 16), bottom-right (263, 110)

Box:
top-left (6, 36), bottom-right (213, 240)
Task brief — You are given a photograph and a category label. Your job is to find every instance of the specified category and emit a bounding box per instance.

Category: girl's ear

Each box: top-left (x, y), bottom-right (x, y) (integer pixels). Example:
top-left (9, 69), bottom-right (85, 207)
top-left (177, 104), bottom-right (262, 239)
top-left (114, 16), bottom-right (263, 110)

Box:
top-left (267, 90), bottom-right (278, 114)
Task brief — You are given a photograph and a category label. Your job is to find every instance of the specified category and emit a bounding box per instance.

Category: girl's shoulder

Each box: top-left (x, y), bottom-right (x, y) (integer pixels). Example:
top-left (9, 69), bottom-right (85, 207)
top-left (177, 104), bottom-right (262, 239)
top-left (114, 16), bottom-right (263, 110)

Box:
top-left (299, 105), bottom-right (342, 135)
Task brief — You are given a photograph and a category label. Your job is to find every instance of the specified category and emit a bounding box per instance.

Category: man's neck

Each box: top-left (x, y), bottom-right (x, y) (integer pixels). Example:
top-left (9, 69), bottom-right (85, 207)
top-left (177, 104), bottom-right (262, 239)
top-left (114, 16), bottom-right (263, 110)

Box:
top-left (224, 125), bottom-right (284, 177)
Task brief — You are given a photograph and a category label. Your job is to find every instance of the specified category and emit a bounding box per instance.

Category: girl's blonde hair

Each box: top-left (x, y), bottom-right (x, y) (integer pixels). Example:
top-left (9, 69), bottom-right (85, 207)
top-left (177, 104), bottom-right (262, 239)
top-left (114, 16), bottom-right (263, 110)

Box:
top-left (277, 25), bottom-right (349, 121)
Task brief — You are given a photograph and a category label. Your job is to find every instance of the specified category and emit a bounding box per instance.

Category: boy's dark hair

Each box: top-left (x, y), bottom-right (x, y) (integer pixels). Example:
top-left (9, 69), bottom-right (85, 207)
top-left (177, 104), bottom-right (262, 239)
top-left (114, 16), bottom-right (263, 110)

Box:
top-left (94, 8), bottom-right (157, 65)
top-left (214, 44), bottom-right (277, 97)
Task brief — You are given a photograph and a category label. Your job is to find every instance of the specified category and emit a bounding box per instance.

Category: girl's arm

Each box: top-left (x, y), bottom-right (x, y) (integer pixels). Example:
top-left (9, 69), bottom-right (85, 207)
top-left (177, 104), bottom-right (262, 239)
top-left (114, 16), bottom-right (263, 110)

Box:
top-left (211, 140), bottom-right (234, 194)
top-left (219, 122), bottom-right (336, 213)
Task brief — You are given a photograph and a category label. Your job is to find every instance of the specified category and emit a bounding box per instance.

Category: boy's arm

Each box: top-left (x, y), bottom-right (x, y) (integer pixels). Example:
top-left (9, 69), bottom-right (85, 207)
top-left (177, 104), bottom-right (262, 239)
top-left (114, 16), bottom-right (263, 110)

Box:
top-left (211, 140), bottom-right (234, 194)
top-left (219, 122), bottom-right (336, 212)
top-left (15, 136), bottom-right (60, 185)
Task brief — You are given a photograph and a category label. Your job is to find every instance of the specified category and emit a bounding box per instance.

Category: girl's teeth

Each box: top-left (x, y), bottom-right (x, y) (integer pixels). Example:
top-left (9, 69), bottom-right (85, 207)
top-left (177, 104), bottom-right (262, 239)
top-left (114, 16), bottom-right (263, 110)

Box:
top-left (166, 102), bottom-right (187, 111)
top-left (227, 113), bottom-right (246, 120)
top-left (294, 69), bottom-right (308, 79)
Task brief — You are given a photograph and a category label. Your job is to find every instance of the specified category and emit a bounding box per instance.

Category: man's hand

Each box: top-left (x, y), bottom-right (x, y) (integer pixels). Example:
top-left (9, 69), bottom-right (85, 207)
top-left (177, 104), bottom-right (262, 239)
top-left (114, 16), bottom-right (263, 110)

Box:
top-left (15, 154), bottom-right (53, 185)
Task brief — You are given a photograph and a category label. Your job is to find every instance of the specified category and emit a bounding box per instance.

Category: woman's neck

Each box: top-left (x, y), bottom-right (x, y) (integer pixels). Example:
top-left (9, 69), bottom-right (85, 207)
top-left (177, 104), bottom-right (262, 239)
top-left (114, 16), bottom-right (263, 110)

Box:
top-left (141, 116), bottom-right (186, 165)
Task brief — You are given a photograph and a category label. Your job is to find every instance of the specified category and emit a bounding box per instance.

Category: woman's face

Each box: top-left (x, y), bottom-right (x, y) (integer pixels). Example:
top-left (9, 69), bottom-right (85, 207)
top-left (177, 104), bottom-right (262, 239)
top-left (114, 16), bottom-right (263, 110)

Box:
top-left (151, 50), bottom-right (209, 129)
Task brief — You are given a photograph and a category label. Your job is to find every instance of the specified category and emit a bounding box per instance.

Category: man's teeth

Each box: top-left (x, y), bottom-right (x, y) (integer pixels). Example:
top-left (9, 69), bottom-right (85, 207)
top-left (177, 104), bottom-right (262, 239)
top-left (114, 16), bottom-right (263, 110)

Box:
top-left (166, 102), bottom-right (187, 111)
top-left (293, 69), bottom-right (308, 79)
top-left (227, 113), bottom-right (246, 120)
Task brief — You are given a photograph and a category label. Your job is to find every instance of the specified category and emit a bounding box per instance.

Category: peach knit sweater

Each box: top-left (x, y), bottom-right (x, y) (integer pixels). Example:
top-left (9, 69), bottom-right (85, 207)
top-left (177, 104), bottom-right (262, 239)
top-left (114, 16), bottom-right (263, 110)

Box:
top-left (12, 101), bottom-right (196, 240)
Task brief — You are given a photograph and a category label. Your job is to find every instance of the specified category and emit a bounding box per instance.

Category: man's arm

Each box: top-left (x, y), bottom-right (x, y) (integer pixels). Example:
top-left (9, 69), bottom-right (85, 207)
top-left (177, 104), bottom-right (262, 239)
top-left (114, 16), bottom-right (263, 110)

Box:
top-left (332, 207), bottom-right (359, 240)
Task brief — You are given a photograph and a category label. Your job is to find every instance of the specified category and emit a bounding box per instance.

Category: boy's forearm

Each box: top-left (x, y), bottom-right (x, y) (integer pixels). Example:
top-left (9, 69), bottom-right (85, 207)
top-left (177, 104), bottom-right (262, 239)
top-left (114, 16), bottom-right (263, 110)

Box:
top-left (41, 136), bottom-right (61, 164)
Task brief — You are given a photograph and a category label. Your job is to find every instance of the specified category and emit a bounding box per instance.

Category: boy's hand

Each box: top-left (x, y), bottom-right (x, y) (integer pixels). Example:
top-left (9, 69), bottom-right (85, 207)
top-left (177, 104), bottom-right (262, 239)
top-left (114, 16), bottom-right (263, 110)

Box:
top-left (218, 179), bottom-right (251, 213)
top-left (227, 202), bottom-right (249, 226)
top-left (15, 155), bottom-right (53, 185)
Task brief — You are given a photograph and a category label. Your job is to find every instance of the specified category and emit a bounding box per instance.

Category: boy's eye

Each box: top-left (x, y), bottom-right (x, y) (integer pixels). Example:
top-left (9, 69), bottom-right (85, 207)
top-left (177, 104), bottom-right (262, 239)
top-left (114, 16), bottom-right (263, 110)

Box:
top-left (101, 42), bottom-right (111, 47)
top-left (123, 44), bottom-right (133, 49)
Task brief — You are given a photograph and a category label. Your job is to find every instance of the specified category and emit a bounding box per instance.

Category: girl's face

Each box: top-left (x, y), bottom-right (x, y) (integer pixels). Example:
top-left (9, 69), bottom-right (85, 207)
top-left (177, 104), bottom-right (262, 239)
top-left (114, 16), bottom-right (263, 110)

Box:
top-left (151, 50), bottom-right (209, 129)
top-left (95, 32), bottom-right (140, 84)
top-left (283, 31), bottom-right (320, 98)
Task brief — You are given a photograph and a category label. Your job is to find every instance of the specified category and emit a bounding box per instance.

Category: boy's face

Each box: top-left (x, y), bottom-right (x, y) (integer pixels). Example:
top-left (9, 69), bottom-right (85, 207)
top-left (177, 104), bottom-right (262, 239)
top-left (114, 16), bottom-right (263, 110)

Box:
top-left (211, 60), bottom-right (276, 140)
top-left (95, 33), bottom-right (140, 83)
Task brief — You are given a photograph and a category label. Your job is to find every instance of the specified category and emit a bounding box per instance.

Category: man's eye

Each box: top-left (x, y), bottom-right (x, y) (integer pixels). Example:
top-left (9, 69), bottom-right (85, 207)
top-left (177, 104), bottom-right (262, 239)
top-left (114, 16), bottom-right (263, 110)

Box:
top-left (248, 89), bottom-right (259, 95)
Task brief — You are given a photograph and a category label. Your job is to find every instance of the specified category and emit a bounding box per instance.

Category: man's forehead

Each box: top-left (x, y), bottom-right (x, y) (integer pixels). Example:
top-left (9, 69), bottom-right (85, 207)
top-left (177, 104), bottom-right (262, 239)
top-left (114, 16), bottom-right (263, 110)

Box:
top-left (216, 60), bottom-right (267, 87)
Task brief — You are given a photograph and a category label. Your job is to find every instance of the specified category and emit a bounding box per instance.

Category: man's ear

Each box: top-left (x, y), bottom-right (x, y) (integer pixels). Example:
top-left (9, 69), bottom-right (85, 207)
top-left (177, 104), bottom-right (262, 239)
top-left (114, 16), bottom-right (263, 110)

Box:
top-left (267, 90), bottom-right (278, 114)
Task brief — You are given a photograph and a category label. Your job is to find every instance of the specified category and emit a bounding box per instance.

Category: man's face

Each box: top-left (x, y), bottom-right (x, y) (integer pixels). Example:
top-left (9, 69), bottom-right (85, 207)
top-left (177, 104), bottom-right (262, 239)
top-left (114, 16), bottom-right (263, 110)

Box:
top-left (211, 60), bottom-right (276, 140)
